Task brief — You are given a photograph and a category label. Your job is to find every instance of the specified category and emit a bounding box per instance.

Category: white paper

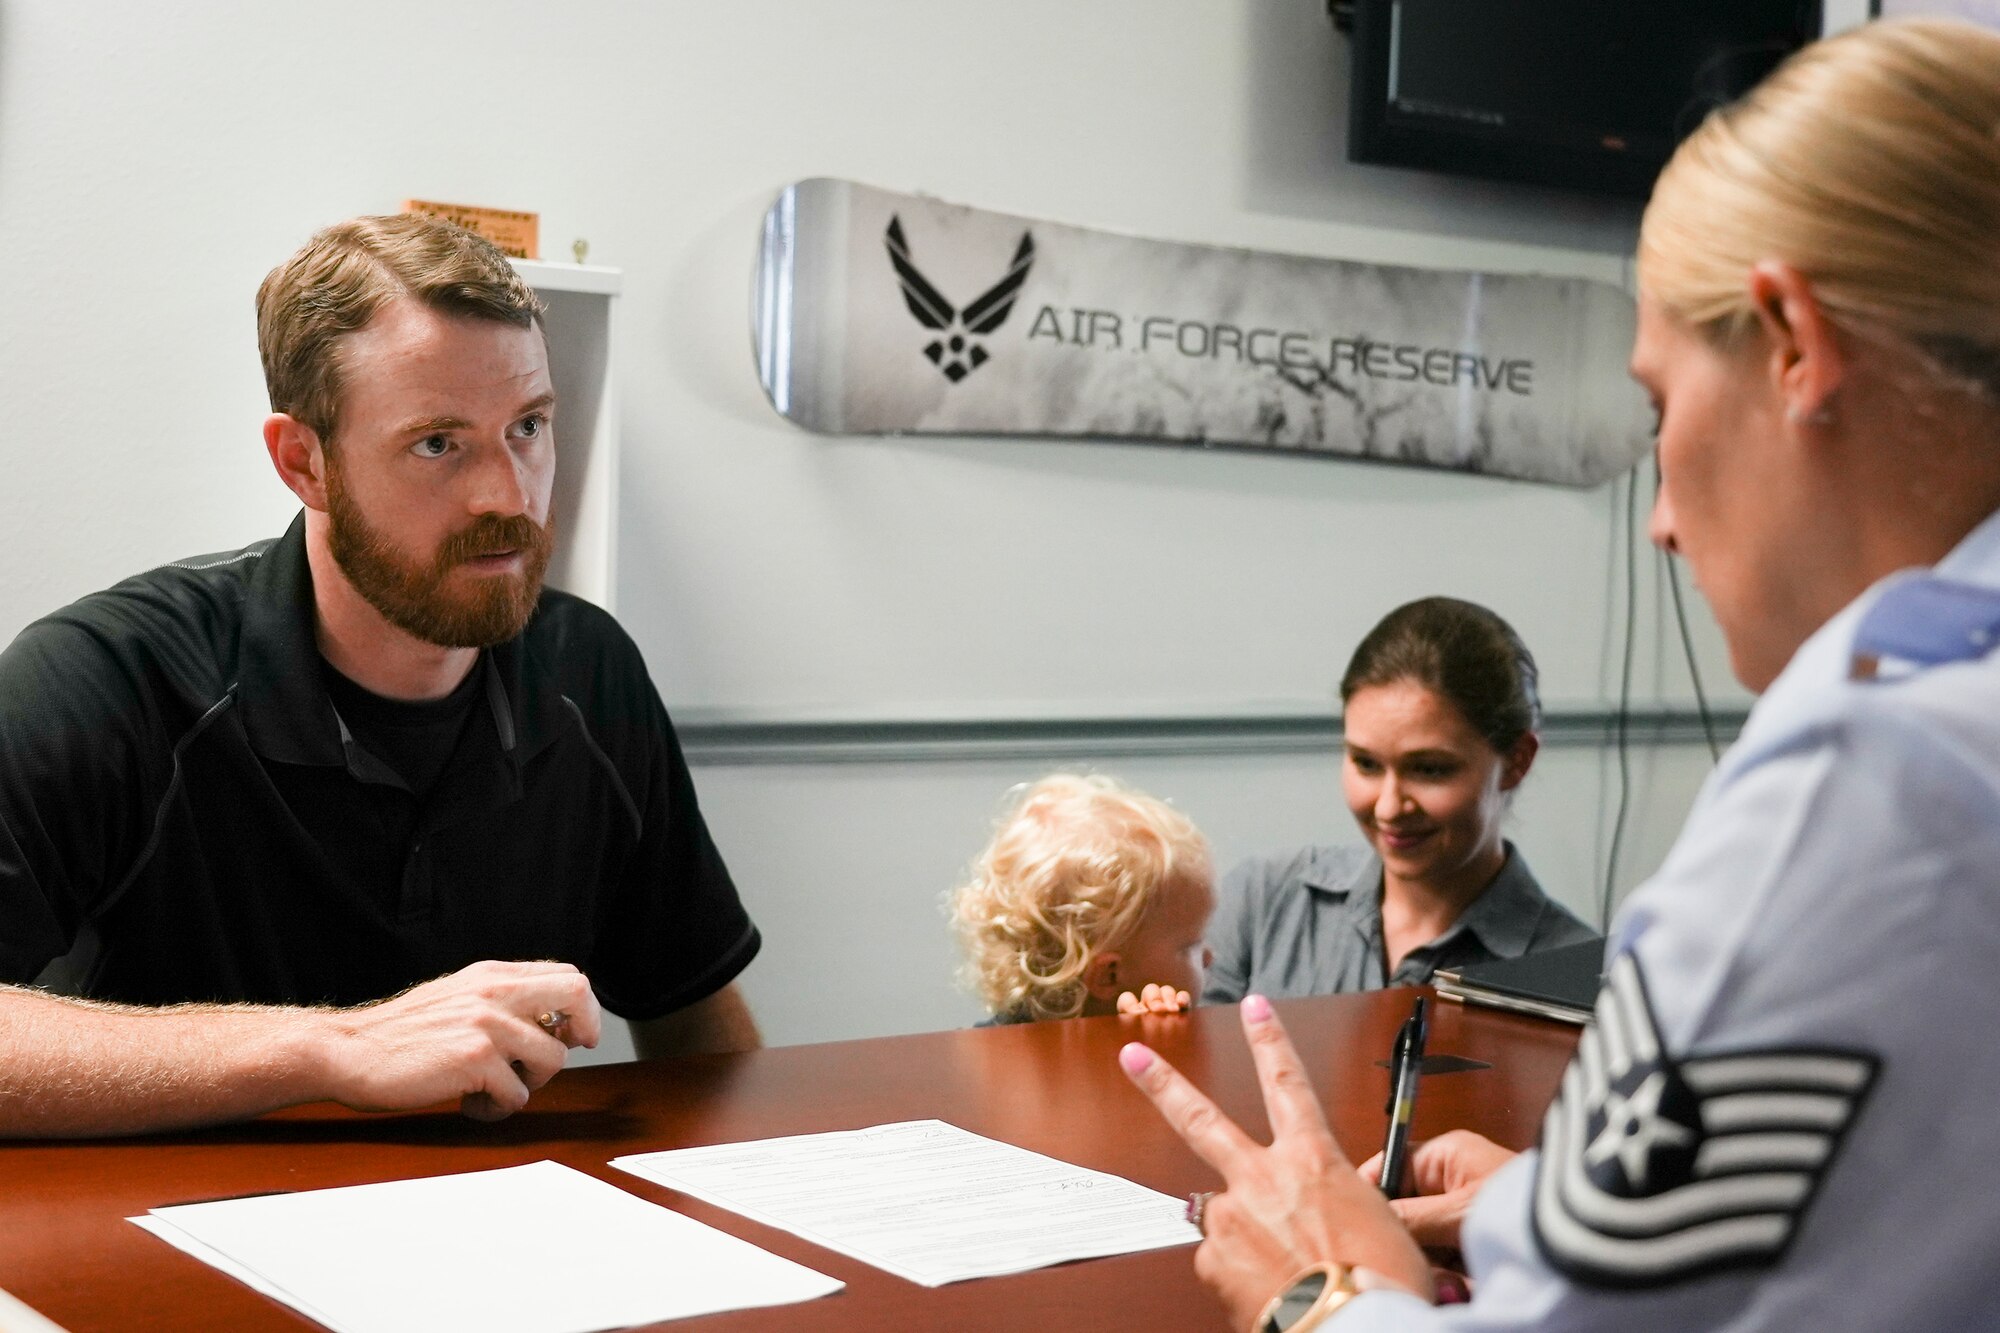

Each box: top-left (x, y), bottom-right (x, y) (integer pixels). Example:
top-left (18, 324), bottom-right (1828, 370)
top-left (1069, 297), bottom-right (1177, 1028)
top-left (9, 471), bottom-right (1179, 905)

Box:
top-left (612, 1119), bottom-right (1198, 1287)
top-left (130, 1160), bottom-right (841, 1333)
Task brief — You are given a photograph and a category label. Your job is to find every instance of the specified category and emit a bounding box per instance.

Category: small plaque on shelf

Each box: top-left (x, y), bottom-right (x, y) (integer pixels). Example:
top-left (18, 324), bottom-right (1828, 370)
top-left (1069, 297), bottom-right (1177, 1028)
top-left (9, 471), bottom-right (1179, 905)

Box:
top-left (401, 198), bottom-right (539, 259)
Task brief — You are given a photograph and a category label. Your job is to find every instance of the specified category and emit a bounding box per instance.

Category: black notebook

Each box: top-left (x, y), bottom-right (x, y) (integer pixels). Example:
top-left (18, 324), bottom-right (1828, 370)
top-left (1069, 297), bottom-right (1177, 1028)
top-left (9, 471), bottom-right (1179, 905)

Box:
top-left (1432, 939), bottom-right (1606, 1025)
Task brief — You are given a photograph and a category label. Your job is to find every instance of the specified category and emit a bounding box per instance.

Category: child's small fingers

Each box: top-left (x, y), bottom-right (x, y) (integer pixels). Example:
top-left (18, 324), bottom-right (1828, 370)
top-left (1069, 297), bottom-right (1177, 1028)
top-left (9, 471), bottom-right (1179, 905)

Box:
top-left (1118, 991), bottom-right (1143, 1015)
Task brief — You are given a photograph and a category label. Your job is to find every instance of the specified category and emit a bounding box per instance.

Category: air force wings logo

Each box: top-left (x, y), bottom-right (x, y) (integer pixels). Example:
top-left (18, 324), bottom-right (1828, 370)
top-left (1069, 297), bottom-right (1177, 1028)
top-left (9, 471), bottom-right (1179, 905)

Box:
top-left (1532, 953), bottom-right (1878, 1287)
top-left (884, 216), bottom-right (1034, 383)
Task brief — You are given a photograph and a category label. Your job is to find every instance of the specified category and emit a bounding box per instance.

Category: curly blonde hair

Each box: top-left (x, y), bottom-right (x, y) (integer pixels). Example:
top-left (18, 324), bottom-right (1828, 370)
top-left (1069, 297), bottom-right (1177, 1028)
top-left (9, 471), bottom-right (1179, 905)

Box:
top-left (949, 774), bottom-right (1210, 1023)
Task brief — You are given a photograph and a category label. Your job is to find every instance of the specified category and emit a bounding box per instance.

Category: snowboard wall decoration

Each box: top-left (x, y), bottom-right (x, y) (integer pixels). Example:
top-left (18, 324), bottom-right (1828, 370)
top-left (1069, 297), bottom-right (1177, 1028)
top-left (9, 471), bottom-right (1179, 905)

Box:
top-left (754, 178), bottom-right (1652, 488)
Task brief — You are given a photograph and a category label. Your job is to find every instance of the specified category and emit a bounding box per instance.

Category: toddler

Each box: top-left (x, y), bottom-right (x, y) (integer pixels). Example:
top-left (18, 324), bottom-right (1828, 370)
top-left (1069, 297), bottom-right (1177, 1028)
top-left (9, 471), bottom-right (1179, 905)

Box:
top-left (949, 774), bottom-right (1214, 1024)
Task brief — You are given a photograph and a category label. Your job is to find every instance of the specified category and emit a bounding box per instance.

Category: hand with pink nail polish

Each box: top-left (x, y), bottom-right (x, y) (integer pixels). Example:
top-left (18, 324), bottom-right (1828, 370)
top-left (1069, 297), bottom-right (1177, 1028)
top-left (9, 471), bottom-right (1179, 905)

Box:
top-left (1118, 996), bottom-right (1435, 1327)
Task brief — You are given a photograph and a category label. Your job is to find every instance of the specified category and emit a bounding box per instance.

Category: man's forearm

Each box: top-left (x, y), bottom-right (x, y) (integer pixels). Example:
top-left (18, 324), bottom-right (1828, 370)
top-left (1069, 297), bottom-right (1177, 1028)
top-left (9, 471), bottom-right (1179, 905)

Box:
top-left (0, 985), bottom-right (333, 1138)
top-left (630, 982), bottom-right (762, 1060)
top-left (0, 959), bottom-right (604, 1139)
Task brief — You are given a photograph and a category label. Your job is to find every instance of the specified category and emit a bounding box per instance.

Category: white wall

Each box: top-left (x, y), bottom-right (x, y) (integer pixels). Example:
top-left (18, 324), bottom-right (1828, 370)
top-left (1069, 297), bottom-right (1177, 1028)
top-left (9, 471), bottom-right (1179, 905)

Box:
top-left (0, 2), bottom-right (1759, 1054)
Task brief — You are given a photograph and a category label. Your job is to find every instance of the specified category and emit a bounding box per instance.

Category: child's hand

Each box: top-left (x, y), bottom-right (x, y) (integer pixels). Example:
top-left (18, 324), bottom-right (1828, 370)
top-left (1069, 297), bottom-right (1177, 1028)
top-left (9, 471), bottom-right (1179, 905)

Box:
top-left (1117, 983), bottom-right (1193, 1015)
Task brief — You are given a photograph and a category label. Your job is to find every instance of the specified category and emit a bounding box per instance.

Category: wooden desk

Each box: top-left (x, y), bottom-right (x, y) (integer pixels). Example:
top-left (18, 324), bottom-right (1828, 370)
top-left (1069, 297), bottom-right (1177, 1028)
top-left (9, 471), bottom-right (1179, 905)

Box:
top-left (0, 990), bottom-right (1577, 1332)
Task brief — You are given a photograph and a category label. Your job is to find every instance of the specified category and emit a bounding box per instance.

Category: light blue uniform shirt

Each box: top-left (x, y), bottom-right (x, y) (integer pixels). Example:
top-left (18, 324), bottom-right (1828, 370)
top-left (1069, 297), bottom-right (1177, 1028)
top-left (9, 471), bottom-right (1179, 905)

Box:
top-left (1338, 508), bottom-right (2000, 1330)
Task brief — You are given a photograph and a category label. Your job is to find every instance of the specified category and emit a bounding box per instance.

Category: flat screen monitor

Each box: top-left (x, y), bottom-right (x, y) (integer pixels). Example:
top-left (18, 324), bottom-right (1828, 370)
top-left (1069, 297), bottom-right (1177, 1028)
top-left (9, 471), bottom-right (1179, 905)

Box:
top-left (1347, 1), bottom-right (1823, 198)
top-left (1874, 0), bottom-right (2000, 28)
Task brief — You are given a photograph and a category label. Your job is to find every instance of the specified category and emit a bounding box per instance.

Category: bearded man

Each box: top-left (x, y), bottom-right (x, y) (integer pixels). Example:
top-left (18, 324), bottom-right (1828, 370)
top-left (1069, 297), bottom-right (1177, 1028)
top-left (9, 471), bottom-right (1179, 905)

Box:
top-left (0, 215), bottom-right (761, 1137)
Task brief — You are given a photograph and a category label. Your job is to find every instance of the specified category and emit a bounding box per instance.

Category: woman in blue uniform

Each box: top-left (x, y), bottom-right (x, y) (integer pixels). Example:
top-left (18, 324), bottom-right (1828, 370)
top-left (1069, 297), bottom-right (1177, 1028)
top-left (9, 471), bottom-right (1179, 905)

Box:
top-left (1121, 17), bottom-right (2000, 1331)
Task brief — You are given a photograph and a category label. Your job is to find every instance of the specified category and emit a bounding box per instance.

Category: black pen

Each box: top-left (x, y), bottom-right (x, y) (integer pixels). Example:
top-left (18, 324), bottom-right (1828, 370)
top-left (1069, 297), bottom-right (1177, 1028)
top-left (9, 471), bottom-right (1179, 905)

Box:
top-left (1378, 995), bottom-right (1430, 1198)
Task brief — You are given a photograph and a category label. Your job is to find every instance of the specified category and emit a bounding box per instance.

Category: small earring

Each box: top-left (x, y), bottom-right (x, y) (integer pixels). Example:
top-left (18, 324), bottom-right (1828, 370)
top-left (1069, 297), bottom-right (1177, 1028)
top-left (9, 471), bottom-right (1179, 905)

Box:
top-left (1786, 403), bottom-right (1835, 426)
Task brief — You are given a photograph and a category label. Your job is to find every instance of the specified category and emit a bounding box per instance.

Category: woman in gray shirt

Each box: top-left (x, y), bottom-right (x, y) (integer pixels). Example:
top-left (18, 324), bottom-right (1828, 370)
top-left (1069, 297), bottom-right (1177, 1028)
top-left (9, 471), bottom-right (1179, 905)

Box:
top-left (1204, 598), bottom-right (1596, 1002)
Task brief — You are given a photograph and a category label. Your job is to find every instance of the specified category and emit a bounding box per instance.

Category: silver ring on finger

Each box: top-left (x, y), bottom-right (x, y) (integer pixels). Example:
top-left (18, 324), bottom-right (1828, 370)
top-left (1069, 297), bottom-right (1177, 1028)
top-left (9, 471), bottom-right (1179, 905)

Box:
top-left (1186, 1190), bottom-right (1216, 1235)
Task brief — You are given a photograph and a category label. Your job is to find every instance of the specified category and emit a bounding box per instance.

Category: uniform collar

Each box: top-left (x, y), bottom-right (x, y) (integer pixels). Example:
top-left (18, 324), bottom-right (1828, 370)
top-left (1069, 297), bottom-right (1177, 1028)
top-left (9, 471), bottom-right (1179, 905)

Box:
top-left (1934, 504), bottom-right (2000, 586)
top-left (236, 512), bottom-right (563, 773)
top-left (1301, 840), bottom-right (1542, 957)
top-left (1732, 503), bottom-right (2000, 767)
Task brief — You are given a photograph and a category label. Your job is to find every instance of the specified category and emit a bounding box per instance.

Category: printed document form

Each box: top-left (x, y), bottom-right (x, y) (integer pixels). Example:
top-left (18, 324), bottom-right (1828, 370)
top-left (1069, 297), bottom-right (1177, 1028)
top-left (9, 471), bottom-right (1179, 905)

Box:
top-left (131, 1160), bottom-right (840, 1333)
top-left (613, 1118), bottom-right (1199, 1287)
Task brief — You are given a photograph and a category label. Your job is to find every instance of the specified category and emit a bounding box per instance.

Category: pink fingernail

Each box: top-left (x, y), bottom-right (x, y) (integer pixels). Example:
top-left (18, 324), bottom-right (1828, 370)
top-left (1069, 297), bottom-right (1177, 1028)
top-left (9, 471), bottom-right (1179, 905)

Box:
top-left (1243, 994), bottom-right (1273, 1023)
top-left (1119, 1042), bottom-right (1155, 1075)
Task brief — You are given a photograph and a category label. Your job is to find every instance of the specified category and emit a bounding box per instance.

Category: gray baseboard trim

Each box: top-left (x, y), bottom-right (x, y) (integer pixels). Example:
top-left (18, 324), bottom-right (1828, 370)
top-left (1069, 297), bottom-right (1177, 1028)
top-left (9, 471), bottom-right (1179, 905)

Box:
top-left (679, 706), bottom-right (1747, 767)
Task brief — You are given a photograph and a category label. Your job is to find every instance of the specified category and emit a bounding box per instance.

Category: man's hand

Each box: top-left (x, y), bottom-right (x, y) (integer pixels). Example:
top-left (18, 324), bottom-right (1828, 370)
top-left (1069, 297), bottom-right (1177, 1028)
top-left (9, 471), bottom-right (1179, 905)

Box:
top-left (1359, 1130), bottom-right (1517, 1250)
top-left (1119, 995), bottom-right (1434, 1328)
top-left (315, 960), bottom-right (601, 1121)
top-left (1118, 983), bottom-right (1193, 1016)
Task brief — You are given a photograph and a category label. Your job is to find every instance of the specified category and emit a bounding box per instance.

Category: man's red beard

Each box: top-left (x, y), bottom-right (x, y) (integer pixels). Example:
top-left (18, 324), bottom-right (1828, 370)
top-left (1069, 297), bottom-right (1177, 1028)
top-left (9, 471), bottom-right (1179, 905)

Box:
top-left (324, 457), bottom-right (555, 649)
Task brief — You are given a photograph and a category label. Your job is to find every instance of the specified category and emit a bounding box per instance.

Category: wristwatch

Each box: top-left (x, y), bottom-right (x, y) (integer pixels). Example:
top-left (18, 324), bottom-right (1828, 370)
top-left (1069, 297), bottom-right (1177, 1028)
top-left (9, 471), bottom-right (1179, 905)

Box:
top-left (1255, 1263), bottom-right (1360, 1332)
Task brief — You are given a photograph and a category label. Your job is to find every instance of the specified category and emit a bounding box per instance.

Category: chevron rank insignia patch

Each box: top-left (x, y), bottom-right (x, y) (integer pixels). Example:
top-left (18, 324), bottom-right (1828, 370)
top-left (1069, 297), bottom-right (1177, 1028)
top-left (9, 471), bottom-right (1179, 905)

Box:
top-left (1531, 953), bottom-right (1878, 1287)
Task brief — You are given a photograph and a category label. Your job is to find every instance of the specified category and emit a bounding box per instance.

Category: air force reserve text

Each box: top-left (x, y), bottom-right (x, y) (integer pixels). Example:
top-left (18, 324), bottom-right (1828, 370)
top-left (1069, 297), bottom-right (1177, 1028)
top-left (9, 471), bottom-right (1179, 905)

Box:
top-left (1026, 304), bottom-right (1536, 396)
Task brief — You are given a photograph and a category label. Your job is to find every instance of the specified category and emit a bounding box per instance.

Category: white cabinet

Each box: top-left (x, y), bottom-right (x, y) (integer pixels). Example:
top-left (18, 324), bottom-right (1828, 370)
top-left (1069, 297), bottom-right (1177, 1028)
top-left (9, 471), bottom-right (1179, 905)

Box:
top-left (511, 259), bottom-right (620, 611)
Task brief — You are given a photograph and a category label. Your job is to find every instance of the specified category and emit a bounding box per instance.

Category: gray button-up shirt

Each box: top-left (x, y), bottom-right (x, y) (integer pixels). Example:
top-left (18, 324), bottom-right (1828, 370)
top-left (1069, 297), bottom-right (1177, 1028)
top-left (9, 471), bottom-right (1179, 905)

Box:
top-left (1202, 841), bottom-right (1597, 1004)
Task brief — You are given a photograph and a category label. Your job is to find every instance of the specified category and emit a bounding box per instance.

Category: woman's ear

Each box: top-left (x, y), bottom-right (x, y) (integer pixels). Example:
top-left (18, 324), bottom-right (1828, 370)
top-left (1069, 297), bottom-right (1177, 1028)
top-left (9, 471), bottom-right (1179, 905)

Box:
top-left (1500, 732), bottom-right (1540, 792)
top-left (1747, 260), bottom-right (1847, 428)
top-left (1083, 951), bottom-right (1124, 1001)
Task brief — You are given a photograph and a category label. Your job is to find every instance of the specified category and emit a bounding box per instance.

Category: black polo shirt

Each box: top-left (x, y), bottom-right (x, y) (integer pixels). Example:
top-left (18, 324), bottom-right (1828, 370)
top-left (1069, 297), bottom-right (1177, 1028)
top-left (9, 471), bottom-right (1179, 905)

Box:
top-left (0, 514), bottom-right (759, 1017)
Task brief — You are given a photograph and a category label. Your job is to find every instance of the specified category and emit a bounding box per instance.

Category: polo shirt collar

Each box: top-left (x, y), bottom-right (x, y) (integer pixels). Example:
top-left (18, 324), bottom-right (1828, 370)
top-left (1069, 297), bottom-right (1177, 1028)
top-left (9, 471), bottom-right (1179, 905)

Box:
top-left (1296, 840), bottom-right (1542, 957)
top-left (1436, 842), bottom-right (1543, 958)
top-left (1300, 845), bottom-right (1385, 933)
top-left (237, 514), bottom-right (345, 767)
top-left (486, 615), bottom-right (564, 763)
top-left (236, 512), bottom-right (564, 772)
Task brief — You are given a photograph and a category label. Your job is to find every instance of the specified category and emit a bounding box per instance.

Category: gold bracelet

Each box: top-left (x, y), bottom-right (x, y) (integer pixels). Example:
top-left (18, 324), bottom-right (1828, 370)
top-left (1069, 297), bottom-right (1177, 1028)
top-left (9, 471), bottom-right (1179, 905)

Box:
top-left (1252, 1262), bottom-right (1359, 1333)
